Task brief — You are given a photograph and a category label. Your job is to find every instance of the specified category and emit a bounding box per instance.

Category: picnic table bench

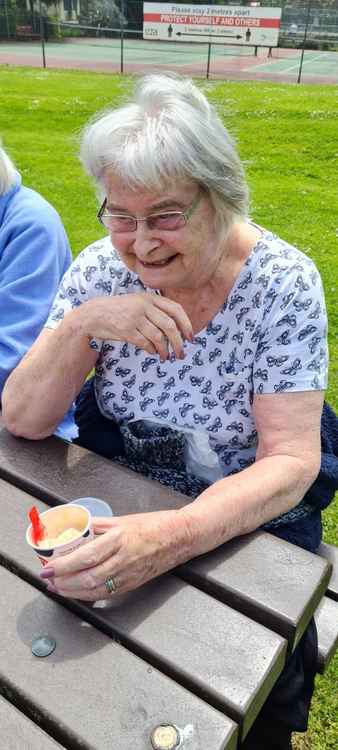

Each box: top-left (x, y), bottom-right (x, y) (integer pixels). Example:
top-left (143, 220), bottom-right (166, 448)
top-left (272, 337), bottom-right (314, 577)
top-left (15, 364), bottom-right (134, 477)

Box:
top-left (0, 422), bottom-right (337, 749)
top-left (15, 24), bottom-right (40, 41)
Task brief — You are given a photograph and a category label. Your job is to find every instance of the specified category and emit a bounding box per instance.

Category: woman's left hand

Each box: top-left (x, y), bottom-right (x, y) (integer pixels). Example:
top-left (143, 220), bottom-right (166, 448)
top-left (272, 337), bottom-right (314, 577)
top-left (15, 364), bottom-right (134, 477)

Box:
top-left (40, 510), bottom-right (192, 600)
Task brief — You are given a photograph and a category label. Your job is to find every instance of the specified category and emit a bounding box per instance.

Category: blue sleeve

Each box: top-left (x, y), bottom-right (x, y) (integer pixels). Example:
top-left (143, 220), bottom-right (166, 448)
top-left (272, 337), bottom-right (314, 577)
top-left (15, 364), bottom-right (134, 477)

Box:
top-left (0, 202), bottom-right (72, 395)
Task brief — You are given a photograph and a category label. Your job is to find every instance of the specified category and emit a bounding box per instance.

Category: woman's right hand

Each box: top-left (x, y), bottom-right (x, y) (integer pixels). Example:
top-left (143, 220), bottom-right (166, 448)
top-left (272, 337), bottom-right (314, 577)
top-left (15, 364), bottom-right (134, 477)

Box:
top-left (79, 293), bottom-right (193, 360)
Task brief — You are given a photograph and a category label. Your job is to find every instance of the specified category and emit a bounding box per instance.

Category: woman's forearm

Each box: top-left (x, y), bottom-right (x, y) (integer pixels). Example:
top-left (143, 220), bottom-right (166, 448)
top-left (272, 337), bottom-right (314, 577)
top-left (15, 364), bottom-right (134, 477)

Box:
top-left (175, 453), bottom-right (320, 561)
top-left (2, 307), bottom-right (97, 439)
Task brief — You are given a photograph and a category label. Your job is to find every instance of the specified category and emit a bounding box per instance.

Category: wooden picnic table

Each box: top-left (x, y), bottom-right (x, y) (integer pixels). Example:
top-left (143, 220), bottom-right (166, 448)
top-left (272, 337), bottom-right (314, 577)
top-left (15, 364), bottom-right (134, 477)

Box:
top-left (15, 24), bottom-right (40, 41)
top-left (0, 422), bottom-right (335, 750)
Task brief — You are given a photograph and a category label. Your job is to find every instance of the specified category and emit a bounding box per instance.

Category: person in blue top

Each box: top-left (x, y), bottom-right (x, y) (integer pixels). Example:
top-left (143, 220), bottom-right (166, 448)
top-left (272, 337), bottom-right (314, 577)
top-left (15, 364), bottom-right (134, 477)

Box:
top-left (0, 141), bottom-right (76, 440)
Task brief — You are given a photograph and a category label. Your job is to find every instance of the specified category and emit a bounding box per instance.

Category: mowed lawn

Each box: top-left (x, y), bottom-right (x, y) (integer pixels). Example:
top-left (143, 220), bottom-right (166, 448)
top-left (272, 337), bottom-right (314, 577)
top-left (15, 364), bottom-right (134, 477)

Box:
top-left (0, 67), bottom-right (337, 749)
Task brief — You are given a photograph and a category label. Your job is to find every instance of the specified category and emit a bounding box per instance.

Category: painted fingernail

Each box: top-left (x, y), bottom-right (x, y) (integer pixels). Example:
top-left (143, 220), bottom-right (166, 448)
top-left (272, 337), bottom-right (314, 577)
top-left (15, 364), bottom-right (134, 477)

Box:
top-left (40, 568), bottom-right (55, 579)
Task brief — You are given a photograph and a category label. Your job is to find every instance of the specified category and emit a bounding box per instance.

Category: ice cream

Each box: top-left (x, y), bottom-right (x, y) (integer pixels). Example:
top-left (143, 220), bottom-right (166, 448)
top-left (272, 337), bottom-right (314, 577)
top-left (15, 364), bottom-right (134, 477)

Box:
top-left (38, 527), bottom-right (81, 548)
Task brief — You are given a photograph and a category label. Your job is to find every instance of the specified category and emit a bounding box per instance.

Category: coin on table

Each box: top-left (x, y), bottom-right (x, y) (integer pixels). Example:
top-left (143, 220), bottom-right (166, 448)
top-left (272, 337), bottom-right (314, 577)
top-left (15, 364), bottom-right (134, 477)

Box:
top-left (150, 723), bottom-right (180, 750)
top-left (31, 635), bottom-right (56, 657)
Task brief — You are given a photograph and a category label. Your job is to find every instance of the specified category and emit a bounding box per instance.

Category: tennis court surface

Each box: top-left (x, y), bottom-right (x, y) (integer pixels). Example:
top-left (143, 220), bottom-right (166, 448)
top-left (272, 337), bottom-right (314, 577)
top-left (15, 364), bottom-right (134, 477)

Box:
top-left (0, 38), bottom-right (337, 84)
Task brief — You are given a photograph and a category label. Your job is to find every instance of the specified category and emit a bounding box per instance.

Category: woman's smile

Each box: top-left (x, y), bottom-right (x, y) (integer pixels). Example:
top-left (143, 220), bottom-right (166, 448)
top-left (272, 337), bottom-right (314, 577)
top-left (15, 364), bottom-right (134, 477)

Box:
top-left (137, 254), bottom-right (178, 269)
top-left (137, 253), bottom-right (178, 270)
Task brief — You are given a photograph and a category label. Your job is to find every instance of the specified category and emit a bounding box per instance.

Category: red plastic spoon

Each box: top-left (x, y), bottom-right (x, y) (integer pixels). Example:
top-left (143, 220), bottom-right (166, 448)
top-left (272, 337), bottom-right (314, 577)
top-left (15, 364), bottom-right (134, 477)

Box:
top-left (29, 506), bottom-right (45, 545)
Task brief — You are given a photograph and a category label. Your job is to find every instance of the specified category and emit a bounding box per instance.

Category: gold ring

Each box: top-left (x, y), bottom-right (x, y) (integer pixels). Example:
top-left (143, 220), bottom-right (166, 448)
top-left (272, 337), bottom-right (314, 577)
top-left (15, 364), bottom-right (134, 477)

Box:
top-left (105, 575), bottom-right (118, 594)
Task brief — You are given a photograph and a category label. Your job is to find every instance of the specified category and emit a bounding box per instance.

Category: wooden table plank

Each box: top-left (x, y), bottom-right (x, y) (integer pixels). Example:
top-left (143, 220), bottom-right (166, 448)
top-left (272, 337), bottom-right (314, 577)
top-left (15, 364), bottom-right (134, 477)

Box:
top-left (317, 542), bottom-right (338, 601)
top-left (0, 426), bottom-right (188, 513)
top-left (0, 695), bottom-right (66, 750)
top-left (0, 567), bottom-right (236, 750)
top-left (314, 596), bottom-right (338, 674)
top-left (178, 532), bottom-right (331, 653)
top-left (0, 427), bottom-right (331, 654)
top-left (0, 478), bottom-right (287, 740)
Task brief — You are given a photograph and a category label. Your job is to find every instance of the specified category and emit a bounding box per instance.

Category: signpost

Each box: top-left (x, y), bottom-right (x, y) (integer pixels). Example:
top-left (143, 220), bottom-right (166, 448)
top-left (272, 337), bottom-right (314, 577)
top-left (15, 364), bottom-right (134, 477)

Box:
top-left (143, 4), bottom-right (282, 48)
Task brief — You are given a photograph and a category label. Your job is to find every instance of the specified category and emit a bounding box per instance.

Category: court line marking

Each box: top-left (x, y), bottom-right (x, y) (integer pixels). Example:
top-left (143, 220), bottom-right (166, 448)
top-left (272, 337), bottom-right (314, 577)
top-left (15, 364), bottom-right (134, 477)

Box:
top-left (245, 51), bottom-right (331, 73)
top-left (276, 52), bottom-right (330, 74)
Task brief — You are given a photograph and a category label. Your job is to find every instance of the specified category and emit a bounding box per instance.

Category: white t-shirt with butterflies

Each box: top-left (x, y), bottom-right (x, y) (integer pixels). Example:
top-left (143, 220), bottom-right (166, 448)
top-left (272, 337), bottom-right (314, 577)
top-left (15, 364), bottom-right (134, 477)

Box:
top-left (46, 232), bottom-right (328, 482)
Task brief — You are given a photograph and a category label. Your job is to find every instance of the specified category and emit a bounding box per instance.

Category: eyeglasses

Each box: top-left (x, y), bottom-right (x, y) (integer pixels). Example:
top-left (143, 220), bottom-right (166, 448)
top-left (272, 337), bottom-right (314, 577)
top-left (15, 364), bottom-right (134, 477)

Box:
top-left (97, 190), bottom-right (202, 233)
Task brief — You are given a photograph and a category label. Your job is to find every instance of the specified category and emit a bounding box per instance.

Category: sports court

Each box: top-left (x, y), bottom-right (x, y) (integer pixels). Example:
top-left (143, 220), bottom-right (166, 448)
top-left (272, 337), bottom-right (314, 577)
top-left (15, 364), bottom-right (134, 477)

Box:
top-left (0, 38), bottom-right (337, 84)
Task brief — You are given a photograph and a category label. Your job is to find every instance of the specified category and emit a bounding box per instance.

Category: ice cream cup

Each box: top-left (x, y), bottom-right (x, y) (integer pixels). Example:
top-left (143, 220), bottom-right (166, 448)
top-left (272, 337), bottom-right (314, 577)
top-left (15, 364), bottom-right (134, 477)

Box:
top-left (26, 504), bottom-right (94, 566)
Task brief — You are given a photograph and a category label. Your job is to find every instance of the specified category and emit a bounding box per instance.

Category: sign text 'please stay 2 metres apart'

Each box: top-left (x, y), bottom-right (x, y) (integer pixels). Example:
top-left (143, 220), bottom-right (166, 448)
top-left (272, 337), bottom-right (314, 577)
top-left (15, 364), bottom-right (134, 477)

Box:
top-left (143, 4), bottom-right (282, 47)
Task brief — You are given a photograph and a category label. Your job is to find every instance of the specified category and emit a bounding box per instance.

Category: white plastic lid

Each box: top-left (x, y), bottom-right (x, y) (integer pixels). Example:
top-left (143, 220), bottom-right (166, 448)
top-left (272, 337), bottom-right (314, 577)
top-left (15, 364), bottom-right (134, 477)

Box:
top-left (69, 497), bottom-right (113, 517)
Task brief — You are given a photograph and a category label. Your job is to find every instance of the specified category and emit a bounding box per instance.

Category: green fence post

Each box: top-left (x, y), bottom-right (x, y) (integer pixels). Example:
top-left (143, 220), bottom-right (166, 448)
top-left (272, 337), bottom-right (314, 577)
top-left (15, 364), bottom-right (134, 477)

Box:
top-left (120, 0), bottom-right (125, 74)
top-left (4, 0), bottom-right (10, 39)
top-left (206, 42), bottom-right (211, 79)
top-left (297, 0), bottom-right (312, 83)
top-left (39, 14), bottom-right (46, 69)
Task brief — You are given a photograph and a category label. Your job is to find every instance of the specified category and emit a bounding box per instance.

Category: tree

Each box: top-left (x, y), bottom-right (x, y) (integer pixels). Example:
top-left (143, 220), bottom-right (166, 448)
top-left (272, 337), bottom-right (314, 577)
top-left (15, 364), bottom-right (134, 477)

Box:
top-left (81, 0), bottom-right (125, 27)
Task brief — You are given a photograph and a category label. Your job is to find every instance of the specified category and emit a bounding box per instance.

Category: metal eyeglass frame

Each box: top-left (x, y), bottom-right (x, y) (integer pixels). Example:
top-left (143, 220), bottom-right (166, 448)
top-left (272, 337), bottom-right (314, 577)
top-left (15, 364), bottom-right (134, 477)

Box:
top-left (97, 190), bottom-right (202, 232)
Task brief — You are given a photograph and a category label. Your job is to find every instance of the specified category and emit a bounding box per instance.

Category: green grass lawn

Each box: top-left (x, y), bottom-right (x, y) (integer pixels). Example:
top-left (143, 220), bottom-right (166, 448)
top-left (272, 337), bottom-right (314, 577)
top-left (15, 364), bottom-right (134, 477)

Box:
top-left (0, 67), bottom-right (337, 749)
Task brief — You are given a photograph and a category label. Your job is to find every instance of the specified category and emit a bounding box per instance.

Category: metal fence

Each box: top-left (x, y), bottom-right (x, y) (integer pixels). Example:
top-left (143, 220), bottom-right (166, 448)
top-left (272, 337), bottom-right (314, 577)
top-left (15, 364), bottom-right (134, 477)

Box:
top-left (1, 2), bottom-right (338, 84)
top-left (1, 2), bottom-right (338, 47)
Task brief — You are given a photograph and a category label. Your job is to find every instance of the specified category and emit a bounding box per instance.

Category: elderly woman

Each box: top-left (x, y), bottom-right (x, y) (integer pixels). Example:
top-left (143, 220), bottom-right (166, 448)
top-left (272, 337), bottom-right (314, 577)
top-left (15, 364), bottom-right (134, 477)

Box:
top-left (2, 75), bottom-right (328, 749)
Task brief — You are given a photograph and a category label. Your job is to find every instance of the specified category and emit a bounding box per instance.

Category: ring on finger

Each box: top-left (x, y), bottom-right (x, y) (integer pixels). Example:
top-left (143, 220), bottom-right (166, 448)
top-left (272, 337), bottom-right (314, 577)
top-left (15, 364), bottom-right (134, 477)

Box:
top-left (105, 575), bottom-right (118, 595)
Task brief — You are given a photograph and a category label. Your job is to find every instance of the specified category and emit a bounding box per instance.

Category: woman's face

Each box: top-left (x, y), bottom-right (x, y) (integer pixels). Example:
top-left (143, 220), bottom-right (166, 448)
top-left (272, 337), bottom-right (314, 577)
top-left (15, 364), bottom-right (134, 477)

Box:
top-left (102, 173), bottom-right (223, 291)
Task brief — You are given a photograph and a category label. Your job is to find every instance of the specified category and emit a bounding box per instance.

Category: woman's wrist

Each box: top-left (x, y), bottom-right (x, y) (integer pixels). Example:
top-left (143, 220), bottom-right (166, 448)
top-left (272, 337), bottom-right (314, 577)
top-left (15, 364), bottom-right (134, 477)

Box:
top-left (160, 507), bottom-right (201, 568)
top-left (60, 301), bottom-right (98, 342)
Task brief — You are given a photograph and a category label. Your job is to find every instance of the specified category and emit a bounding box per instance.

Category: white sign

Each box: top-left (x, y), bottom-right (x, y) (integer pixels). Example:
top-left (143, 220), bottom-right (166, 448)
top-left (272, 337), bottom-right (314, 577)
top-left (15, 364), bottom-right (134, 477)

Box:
top-left (143, 4), bottom-right (282, 47)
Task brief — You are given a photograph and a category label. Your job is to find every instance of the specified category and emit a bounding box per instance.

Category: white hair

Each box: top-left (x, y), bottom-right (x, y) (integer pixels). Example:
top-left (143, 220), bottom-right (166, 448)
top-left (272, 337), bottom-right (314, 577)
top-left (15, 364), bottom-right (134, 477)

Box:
top-left (80, 74), bottom-right (249, 233)
top-left (0, 142), bottom-right (17, 195)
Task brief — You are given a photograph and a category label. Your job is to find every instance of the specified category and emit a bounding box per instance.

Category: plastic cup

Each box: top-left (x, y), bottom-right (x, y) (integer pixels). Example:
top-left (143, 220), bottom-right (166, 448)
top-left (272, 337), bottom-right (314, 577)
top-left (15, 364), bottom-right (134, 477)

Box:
top-left (69, 497), bottom-right (113, 518)
top-left (26, 504), bottom-right (94, 567)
